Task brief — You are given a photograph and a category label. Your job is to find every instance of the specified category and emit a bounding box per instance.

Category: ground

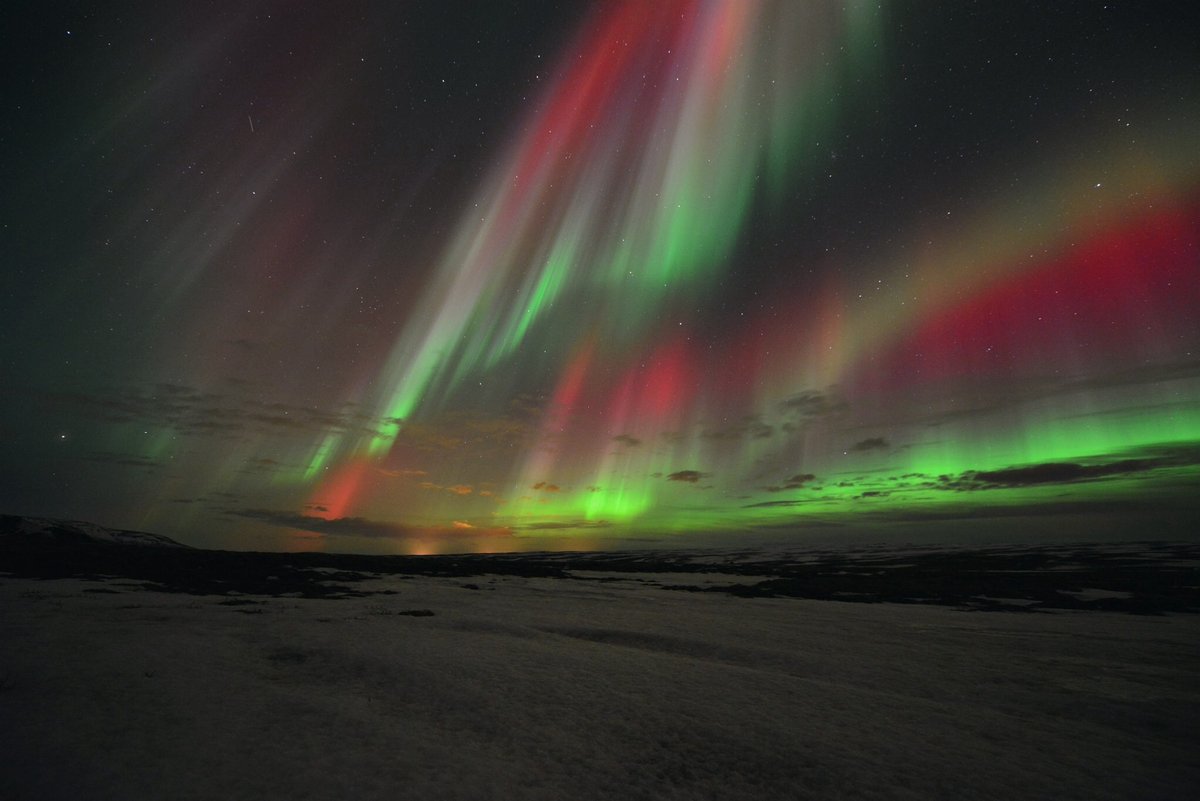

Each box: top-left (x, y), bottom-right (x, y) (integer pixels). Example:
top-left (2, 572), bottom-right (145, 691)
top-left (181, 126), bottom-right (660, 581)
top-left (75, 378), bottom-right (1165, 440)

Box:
top-left (1, 557), bottom-right (1197, 800)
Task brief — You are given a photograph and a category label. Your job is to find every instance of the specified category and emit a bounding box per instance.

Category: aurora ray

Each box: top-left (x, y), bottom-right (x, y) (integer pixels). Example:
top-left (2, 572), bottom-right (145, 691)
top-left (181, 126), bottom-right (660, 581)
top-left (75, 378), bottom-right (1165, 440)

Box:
top-left (3, 0), bottom-right (1198, 552)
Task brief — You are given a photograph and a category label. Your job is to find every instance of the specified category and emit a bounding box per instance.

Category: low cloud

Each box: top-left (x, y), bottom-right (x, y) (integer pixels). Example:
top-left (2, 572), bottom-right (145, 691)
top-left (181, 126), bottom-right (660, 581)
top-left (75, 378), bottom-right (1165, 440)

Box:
top-left (702, 416), bottom-right (774, 441)
top-left (766, 472), bottom-right (816, 492)
top-left (613, 434), bottom-right (641, 447)
top-left (959, 457), bottom-right (1169, 489)
top-left (926, 444), bottom-right (1200, 492)
top-left (42, 384), bottom-right (392, 442)
top-left (849, 437), bottom-right (889, 453)
top-left (666, 470), bottom-right (706, 483)
top-left (35, 382), bottom-right (543, 458)
top-left (84, 452), bottom-right (162, 470)
top-left (418, 482), bottom-right (480, 497)
top-left (517, 520), bottom-right (613, 531)
top-left (743, 498), bottom-right (815, 509)
top-left (779, 389), bottom-right (847, 418)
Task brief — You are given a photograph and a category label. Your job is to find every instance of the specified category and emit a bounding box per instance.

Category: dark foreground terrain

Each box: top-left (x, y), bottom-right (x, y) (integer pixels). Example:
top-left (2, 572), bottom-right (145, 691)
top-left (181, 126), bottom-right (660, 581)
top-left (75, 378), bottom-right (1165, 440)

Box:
top-left (2, 515), bottom-right (1197, 614)
top-left (3, 515), bottom-right (1199, 800)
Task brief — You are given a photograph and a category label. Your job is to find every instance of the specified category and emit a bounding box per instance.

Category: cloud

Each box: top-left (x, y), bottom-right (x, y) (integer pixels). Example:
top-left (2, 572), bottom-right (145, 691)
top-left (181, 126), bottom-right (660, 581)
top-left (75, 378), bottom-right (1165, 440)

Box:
top-left (743, 498), bottom-right (816, 509)
top-left (666, 470), bottom-right (706, 483)
top-left (765, 473), bottom-right (816, 492)
top-left (417, 482), bottom-right (480, 497)
top-left (376, 467), bottom-right (428, 478)
top-left (531, 482), bottom-right (560, 492)
top-left (613, 434), bottom-right (642, 447)
top-left (779, 389), bottom-right (847, 418)
top-left (849, 437), bottom-right (889, 453)
top-left (391, 406), bottom-right (543, 454)
top-left (702, 416), bottom-right (773, 441)
top-left (922, 444), bottom-right (1200, 492)
top-left (84, 452), bottom-right (162, 470)
top-left (36, 381), bottom-right (541, 459)
top-left (960, 457), bottom-right (1169, 488)
top-left (240, 457), bottom-right (287, 474)
top-left (41, 384), bottom-right (389, 441)
top-left (229, 508), bottom-right (511, 539)
top-left (517, 520), bottom-right (613, 531)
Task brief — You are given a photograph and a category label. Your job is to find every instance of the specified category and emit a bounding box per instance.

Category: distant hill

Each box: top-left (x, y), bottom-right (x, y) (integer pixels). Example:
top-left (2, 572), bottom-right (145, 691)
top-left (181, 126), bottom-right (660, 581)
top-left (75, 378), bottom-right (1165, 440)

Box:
top-left (0, 514), bottom-right (190, 549)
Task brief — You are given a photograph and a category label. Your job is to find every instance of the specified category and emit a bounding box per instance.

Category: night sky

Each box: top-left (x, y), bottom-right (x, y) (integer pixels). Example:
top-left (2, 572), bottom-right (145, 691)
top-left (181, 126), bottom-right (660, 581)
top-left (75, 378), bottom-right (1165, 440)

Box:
top-left (3, 1), bottom-right (1198, 553)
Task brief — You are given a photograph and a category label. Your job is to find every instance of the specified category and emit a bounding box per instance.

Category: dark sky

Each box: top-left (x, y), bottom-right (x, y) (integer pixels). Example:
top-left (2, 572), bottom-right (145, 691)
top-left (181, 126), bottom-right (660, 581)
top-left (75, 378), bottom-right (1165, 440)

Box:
top-left (3, 1), bottom-right (1198, 553)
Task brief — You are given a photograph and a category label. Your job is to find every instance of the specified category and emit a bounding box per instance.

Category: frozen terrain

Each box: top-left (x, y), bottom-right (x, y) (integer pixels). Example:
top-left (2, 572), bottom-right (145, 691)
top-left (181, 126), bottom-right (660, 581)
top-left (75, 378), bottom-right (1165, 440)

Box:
top-left (2, 558), bottom-right (1198, 800)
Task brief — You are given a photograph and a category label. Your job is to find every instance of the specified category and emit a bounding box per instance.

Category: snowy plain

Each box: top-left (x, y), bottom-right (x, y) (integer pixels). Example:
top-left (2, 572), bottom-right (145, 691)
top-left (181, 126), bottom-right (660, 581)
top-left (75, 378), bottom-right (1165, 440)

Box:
top-left (1, 567), bottom-right (1197, 801)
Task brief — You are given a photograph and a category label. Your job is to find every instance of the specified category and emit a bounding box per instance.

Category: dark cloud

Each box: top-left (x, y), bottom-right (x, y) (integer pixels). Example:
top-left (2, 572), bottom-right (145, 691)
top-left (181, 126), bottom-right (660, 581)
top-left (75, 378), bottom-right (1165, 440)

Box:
top-left (779, 390), bottom-right (847, 418)
top-left (927, 444), bottom-right (1200, 491)
top-left (743, 498), bottom-right (815, 509)
top-left (517, 520), bottom-right (614, 531)
top-left (702, 416), bottom-right (774, 441)
top-left (241, 457), bottom-right (287, 474)
top-left (36, 382), bottom-right (532, 456)
top-left (666, 470), bottom-right (706, 483)
top-left (376, 468), bottom-right (428, 478)
top-left (508, 393), bottom-right (546, 417)
top-left (850, 437), bottom-right (889, 453)
top-left (747, 518), bottom-right (847, 530)
top-left (766, 472), bottom-right (816, 492)
top-left (84, 452), bottom-right (162, 470)
top-left (392, 407), bottom-right (541, 453)
top-left (613, 434), bottom-right (642, 447)
top-left (966, 459), bottom-right (1159, 488)
top-left (41, 384), bottom-right (389, 441)
top-left (416, 482), bottom-right (479, 497)
top-left (531, 481), bottom-right (560, 492)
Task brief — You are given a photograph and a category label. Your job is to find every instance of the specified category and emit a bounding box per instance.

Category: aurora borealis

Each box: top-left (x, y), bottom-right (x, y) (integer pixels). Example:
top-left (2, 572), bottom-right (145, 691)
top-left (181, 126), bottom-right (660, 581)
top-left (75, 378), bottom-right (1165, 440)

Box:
top-left (3, 1), bottom-right (1198, 553)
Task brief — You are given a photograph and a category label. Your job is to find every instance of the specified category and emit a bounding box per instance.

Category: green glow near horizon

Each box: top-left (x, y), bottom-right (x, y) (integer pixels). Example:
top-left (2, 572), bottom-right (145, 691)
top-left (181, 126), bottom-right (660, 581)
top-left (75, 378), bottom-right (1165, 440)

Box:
top-left (500, 392), bottom-right (1200, 538)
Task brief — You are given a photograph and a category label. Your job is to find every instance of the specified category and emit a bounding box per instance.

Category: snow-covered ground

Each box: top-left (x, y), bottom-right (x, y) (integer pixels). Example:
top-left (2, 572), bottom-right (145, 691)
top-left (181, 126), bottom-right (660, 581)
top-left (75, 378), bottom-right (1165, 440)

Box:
top-left (1, 573), bottom-right (1196, 800)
